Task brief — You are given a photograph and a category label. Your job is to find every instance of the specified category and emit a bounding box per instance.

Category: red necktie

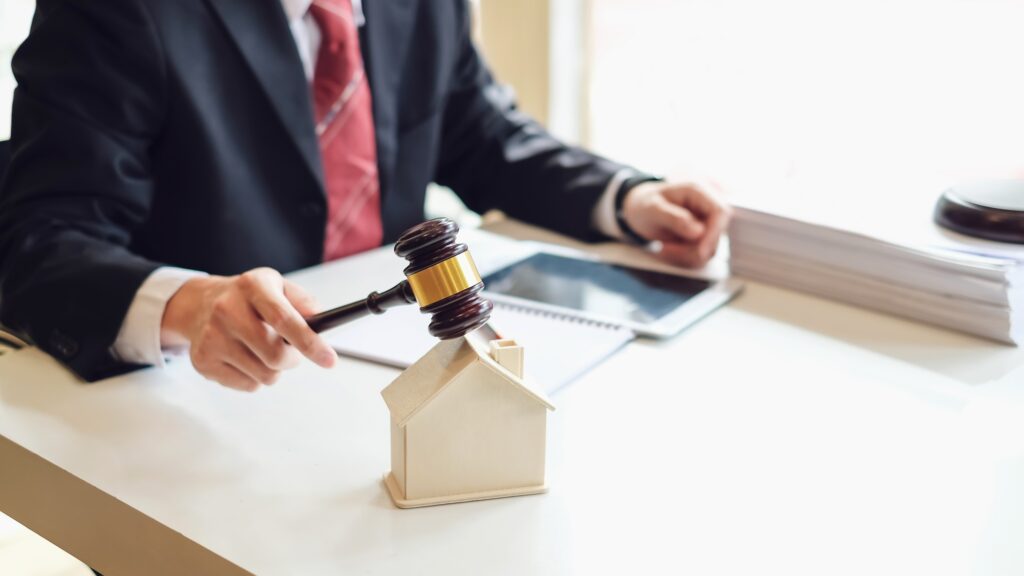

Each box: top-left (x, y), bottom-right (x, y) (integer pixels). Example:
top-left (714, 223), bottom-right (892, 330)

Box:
top-left (309, 0), bottom-right (383, 261)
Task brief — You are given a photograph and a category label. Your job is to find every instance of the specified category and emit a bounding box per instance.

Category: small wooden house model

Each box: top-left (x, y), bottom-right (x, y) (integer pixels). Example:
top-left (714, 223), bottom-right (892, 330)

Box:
top-left (381, 333), bottom-right (555, 508)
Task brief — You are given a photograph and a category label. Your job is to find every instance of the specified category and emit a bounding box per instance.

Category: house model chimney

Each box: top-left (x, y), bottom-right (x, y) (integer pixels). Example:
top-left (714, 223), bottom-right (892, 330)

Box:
top-left (488, 339), bottom-right (524, 379)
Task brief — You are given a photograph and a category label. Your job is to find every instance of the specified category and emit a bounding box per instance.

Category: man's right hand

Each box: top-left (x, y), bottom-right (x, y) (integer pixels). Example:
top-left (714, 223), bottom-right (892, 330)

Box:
top-left (161, 268), bottom-right (337, 391)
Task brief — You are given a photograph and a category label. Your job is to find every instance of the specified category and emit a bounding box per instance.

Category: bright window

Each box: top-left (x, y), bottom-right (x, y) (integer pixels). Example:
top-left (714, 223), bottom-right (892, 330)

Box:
top-left (587, 0), bottom-right (1024, 198)
top-left (0, 0), bottom-right (33, 140)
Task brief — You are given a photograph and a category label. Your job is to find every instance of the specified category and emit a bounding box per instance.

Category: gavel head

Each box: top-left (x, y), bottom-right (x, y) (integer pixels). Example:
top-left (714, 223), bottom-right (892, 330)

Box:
top-left (394, 218), bottom-right (493, 339)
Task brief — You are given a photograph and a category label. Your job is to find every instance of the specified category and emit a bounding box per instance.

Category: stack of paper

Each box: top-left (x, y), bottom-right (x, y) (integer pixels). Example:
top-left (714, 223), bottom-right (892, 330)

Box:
top-left (729, 206), bottom-right (1024, 344)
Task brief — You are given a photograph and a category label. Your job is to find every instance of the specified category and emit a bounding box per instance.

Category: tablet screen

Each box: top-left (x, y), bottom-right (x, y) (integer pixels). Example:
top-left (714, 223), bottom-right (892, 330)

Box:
top-left (482, 253), bottom-right (712, 325)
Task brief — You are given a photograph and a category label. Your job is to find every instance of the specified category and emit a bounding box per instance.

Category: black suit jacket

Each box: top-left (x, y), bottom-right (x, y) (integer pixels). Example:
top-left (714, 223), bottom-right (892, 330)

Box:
top-left (0, 0), bottom-right (630, 381)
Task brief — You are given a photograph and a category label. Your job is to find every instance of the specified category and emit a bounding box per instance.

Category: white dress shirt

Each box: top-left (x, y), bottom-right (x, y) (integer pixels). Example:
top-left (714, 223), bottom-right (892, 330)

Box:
top-left (111, 0), bottom-right (629, 366)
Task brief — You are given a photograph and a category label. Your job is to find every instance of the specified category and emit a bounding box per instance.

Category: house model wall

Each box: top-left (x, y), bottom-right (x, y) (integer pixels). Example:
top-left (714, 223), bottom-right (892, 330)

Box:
top-left (381, 332), bottom-right (555, 508)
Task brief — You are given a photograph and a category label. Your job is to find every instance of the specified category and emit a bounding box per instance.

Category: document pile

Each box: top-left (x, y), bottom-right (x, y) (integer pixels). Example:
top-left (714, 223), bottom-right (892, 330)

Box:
top-left (729, 206), bottom-right (1024, 345)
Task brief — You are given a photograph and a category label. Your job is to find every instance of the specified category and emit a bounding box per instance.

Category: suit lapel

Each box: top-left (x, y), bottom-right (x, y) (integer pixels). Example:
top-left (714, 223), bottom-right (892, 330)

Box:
top-left (360, 0), bottom-right (417, 204)
top-left (206, 0), bottom-right (325, 191)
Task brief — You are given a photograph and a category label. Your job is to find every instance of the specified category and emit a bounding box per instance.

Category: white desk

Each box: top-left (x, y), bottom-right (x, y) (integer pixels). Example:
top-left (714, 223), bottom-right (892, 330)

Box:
top-left (2, 221), bottom-right (1024, 575)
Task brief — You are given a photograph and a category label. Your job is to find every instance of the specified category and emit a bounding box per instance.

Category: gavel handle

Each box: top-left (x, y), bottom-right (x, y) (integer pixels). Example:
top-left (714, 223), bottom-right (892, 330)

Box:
top-left (305, 280), bottom-right (418, 333)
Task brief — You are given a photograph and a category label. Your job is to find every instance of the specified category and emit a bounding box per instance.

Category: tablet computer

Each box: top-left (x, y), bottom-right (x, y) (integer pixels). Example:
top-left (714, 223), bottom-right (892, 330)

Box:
top-left (481, 247), bottom-right (743, 338)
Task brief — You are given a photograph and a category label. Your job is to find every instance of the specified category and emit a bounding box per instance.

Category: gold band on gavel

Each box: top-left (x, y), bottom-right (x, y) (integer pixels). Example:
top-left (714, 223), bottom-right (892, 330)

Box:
top-left (406, 251), bottom-right (482, 307)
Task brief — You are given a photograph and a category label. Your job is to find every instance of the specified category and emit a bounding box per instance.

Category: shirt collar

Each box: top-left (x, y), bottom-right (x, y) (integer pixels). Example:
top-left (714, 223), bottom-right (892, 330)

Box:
top-left (281, 0), bottom-right (365, 26)
top-left (281, 0), bottom-right (312, 22)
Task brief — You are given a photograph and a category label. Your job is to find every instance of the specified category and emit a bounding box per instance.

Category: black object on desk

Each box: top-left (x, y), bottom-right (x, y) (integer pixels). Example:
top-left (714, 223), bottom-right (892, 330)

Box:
top-left (934, 180), bottom-right (1024, 244)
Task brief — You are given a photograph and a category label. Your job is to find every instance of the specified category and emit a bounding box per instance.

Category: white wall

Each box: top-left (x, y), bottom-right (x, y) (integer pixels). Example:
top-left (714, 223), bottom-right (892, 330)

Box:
top-left (588, 0), bottom-right (1024, 194)
top-left (0, 0), bottom-right (33, 140)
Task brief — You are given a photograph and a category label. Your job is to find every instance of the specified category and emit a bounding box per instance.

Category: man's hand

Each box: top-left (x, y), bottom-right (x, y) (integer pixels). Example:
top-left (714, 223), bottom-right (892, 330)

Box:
top-left (620, 180), bottom-right (732, 268)
top-left (161, 268), bottom-right (336, 391)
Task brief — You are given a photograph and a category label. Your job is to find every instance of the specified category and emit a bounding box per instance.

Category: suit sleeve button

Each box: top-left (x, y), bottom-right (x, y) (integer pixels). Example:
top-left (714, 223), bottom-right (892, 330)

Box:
top-left (49, 330), bottom-right (79, 358)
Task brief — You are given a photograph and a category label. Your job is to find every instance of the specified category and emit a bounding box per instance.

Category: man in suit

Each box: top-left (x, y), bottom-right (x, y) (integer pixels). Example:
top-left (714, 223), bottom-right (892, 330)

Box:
top-left (0, 0), bottom-right (730, 390)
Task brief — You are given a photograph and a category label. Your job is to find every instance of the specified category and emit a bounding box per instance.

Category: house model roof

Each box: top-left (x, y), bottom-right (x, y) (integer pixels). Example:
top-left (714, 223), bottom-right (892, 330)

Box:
top-left (381, 332), bottom-right (554, 428)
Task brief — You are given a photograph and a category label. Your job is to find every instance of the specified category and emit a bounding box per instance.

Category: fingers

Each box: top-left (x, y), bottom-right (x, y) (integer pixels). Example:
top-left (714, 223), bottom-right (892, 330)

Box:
top-left (250, 295), bottom-right (336, 368)
top-left (222, 338), bottom-right (281, 386)
top-left (205, 362), bottom-right (261, 393)
top-left (653, 201), bottom-right (706, 242)
top-left (241, 270), bottom-right (336, 369)
top-left (653, 182), bottom-right (732, 267)
top-left (661, 181), bottom-right (729, 219)
top-left (207, 277), bottom-right (299, 372)
top-left (657, 241), bottom-right (708, 269)
top-left (226, 309), bottom-right (300, 371)
top-left (190, 332), bottom-right (264, 392)
top-left (284, 280), bottom-right (322, 318)
top-left (695, 203), bottom-right (730, 263)
top-left (183, 269), bottom-right (336, 392)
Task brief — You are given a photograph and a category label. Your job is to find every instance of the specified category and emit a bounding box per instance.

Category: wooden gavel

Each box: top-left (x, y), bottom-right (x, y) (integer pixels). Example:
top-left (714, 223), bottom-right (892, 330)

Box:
top-left (305, 218), bottom-right (493, 339)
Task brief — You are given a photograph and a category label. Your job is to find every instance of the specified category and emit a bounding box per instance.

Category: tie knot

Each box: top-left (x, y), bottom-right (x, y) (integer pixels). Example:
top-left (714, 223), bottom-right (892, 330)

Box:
top-left (309, 0), bottom-right (356, 45)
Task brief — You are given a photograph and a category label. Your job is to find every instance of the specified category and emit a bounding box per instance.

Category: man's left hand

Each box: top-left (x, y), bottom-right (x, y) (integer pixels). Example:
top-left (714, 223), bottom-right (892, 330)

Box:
top-left (620, 180), bottom-right (732, 268)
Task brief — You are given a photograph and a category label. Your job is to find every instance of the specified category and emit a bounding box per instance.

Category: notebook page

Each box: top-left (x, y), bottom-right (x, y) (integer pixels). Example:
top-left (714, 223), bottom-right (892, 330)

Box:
top-left (326, 304), bottom-right (634, 393)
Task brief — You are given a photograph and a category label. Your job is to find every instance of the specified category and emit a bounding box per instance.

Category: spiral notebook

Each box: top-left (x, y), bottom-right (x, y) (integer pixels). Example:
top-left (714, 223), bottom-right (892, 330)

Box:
top-left (327, 303), bottom-right (635, 393)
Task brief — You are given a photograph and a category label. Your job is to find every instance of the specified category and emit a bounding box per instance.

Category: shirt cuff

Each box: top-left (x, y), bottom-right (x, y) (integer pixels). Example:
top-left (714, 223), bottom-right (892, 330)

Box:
top-left (110, 267), bottom-right (208, 367)
top-left (591, 169), bottom-right (635, 241)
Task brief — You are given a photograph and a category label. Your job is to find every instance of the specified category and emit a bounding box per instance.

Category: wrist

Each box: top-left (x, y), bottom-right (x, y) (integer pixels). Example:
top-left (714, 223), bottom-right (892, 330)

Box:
top-left (161, 275), bottom-right (221, 347)
top-left (615, 176), bottom-right (663, 244)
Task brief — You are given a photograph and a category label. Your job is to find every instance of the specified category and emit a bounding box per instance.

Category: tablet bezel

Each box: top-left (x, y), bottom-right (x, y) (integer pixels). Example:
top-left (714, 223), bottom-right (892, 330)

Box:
top-left (478, 243), bottom-right (744, 339)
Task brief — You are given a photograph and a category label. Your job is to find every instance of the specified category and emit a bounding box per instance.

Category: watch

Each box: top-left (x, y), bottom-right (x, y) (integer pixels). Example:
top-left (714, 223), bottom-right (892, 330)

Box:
top-left (614, 174), bottom-right (664, 244)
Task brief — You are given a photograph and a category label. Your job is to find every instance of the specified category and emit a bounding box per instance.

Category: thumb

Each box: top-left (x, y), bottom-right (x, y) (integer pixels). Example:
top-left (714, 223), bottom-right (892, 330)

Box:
top-left (283, 280), bottom-right (322, 318)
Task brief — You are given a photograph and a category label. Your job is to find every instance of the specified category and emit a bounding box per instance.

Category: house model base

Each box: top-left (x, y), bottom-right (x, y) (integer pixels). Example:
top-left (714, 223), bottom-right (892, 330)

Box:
top-left (380, 333), bottom-right (555, 509)
top-left (383, 472), bottom-right (546, 509)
